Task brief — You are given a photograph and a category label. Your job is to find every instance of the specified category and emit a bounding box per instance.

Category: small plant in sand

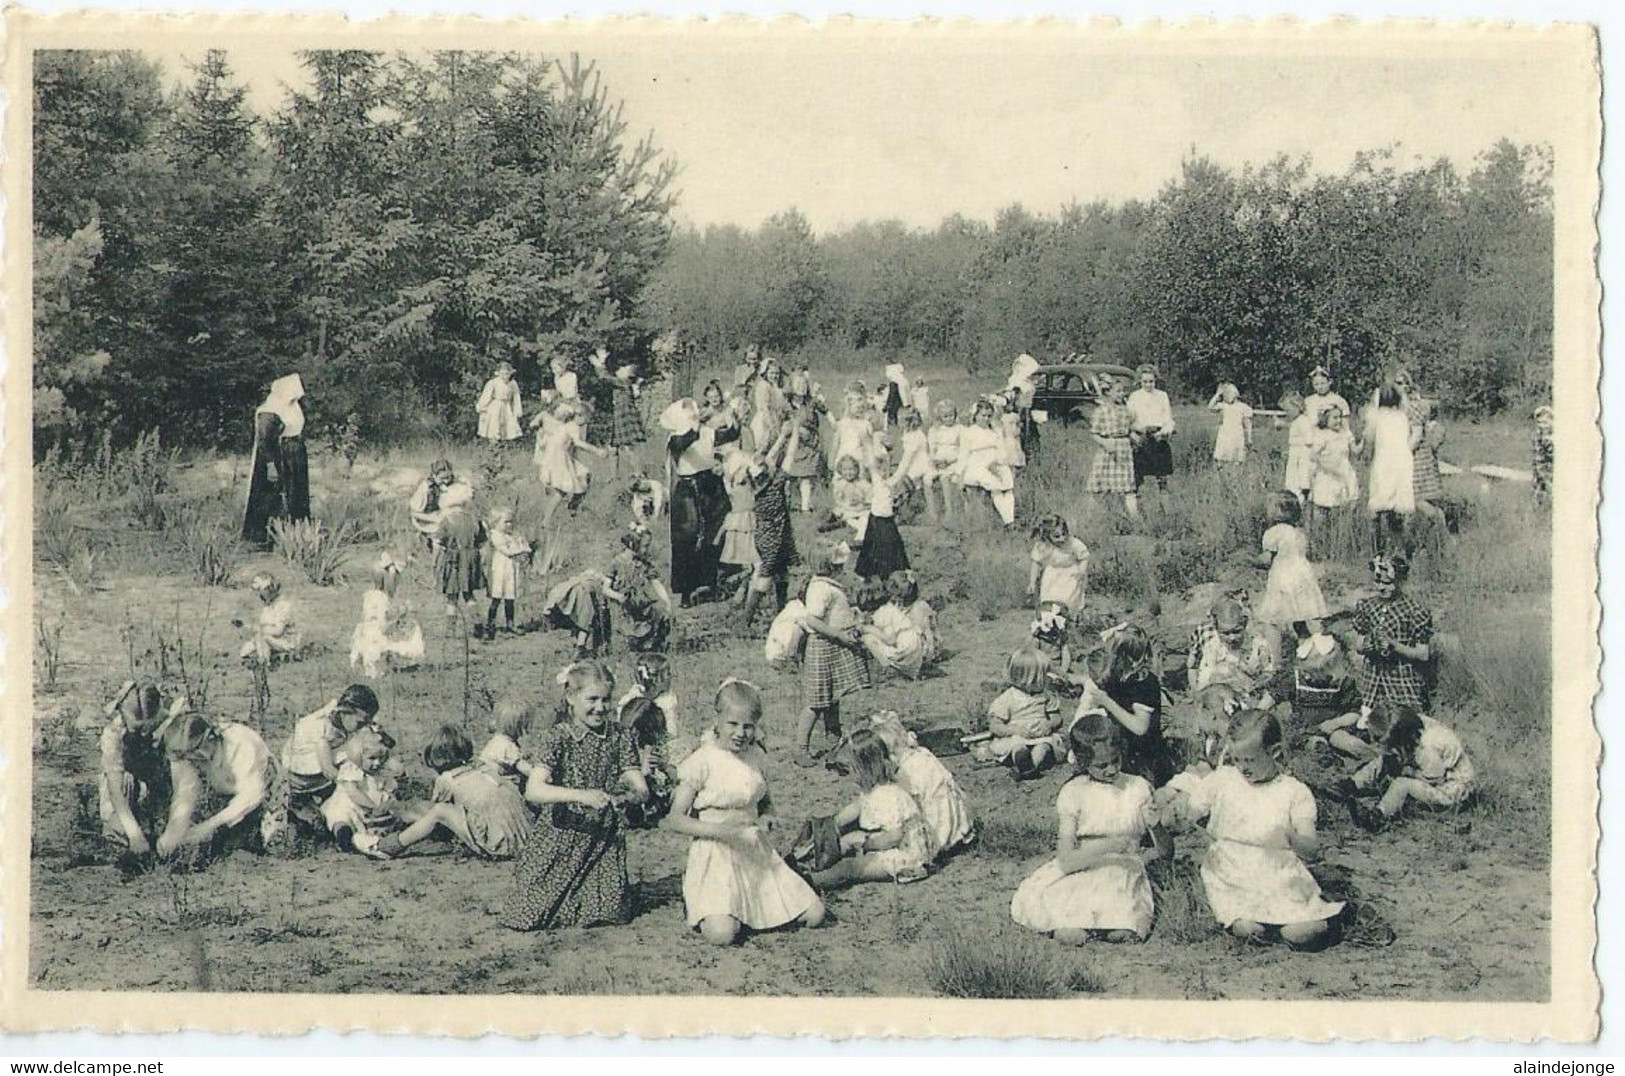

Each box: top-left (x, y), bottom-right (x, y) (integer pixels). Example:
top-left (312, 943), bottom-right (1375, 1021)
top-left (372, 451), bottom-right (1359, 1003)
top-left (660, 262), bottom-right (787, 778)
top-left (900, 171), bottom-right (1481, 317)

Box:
top-left (177, 512), bottom-right (242, 586)
top-left (927, 923), bottom-right (1101, 999)
top-left (36, 616), bottom-right (65, 691)
top-left (270, 517), bottom-right (358, 586)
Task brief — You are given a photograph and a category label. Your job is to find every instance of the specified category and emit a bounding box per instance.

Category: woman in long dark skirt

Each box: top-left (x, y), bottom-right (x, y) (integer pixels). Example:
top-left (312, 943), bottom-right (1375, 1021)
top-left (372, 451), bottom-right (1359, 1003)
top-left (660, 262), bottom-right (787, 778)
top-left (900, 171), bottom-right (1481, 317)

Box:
top-left (500, 662), bottom-right (648, 932)
top-left (664, 400), bottom-right (730, 607)
top-left (242, 374), bottom-right (311, 547)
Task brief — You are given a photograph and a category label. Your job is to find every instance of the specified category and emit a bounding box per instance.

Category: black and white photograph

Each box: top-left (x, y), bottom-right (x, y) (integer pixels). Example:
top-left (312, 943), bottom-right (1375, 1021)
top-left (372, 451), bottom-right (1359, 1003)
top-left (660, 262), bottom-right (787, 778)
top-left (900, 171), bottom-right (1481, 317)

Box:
top-left (2, 14), bottom-right (1600, 1040)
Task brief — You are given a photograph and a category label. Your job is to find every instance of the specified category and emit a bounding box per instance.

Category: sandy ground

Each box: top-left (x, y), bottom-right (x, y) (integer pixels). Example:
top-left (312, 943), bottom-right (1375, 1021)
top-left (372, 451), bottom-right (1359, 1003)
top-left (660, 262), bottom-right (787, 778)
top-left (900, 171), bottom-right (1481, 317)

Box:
top-left (28, 397), bottom-right (1550, 1000)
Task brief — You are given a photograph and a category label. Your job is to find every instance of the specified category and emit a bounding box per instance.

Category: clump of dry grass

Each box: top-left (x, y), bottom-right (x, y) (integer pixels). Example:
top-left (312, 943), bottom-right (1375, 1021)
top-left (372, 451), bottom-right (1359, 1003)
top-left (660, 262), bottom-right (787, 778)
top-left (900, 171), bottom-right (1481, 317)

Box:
top-left (927, 922), bottom-right (1102, 998)
top-left (1149, 855), bottom-right (1215, 944)
top-left (271, 517), bottom-right (359, 586)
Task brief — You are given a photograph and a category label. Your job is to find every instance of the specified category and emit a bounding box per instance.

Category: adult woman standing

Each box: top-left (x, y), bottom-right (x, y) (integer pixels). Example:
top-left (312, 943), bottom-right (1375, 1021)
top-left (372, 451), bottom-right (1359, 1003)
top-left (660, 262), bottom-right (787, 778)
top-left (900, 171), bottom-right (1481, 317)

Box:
top-left (241, 374), bottom-right (311, 548)
top-left (1364, 381), bottom-right (1416, 555)
top-left (664, 399), bottom-right (729, 607)
top-left (1126, 364), bottom-right (1176, 493)
top-left (1005, 353), bottom-right (1041, 463)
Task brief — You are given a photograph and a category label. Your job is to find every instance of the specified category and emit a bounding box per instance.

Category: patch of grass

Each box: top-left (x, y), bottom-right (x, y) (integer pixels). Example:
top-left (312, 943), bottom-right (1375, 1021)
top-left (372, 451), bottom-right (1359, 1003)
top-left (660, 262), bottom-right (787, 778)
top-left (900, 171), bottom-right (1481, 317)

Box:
top-left (271, 517), bottom-right (359, 586)
top-left (35, 616), bottom-right (65, 692)
top-left (1149, 855), bottom-right (1215, 944)
top-left (927, 922), bottom-right (1099, 998)
top-left (971, 812), bottom-right (1054, 861)
top-left (175, 509), bottom-right (243, 586)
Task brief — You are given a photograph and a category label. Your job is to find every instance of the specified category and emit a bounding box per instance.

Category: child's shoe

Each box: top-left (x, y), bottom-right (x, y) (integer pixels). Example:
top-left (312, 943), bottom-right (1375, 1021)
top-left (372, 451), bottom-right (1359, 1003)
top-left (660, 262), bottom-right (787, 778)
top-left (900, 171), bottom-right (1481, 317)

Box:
top-left (1010, 747), bottom-right (1039, 782)
top-left (1347, 800), bottom-right (1387, 834)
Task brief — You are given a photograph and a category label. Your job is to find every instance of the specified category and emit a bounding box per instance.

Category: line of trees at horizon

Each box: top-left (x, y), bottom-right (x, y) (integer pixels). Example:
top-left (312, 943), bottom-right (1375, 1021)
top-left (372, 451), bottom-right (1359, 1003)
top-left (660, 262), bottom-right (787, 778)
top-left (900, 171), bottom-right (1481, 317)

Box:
top-left (648, 143), bottom-right (1553, 415)
top-left (34, 48), bottom-right (1553, 459)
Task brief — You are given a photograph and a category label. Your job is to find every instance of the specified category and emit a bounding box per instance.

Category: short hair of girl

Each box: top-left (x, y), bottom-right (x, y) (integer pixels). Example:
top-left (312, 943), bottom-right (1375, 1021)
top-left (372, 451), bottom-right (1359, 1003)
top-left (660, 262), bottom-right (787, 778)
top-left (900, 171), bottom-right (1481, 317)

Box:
top-left (714, 677), bottom-right (764, 722)
top-left (1227, 709), bottom-right (1283, 755)
top-left (159, 712), bottom-right (219, 760)
top-left (127, 681), bottom-right (164, 725)
top-left (934, 399), bottom-right (958, 422)
top-left (1068, 710), bottom-right (1121, 767)
top-left (846, 727), bottom-right (896, 790)
top-left (901, 407), bottom-right (924, 431)
top-left (812, 537), bottom-right (850, 574)
top-left (1030, 512), bottom-right (1068, 543)
top-left (337, 684), bottom-right (380, 719)
top-left (1377, 382), bottom-right (1403, 409)
top-left (1006, 646), bottom-right (1052, 694)
top-left (1136, 363), bottom-right (1158, 380)
top-left (250, 573), bottom-right (280, 599)
top-left (1272, 491), bottom-right (1302, 526)
top-left (886, 571), bottom-right (920, 605)
top-left (491, 697), bottom-right (535, 740)
top-left (552, 661), bottom-right (616, 726)
top-left (1316, 405), bottom-right (1341, 429)
top-left (423, 724), bottom-right (474, 773)
top-left (835, 454), bottom-right (861, 476)
top-left (853, 579), bottom-right (888, 613)
top-left (429, 458), bottom-right (454, 482)
top-left (1279, 390), bottom-right (1304, 412)
top-left (1379, 704), bottom-right (1425, 759)
top-left (972, 397), bottom-right (995, 420)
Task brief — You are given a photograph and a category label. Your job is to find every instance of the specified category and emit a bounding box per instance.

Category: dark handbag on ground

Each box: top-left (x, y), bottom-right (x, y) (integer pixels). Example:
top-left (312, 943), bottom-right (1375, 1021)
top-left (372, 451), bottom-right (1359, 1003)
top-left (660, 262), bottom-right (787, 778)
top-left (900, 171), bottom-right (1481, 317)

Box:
top-left (789, 814), bottom-right (844, 872)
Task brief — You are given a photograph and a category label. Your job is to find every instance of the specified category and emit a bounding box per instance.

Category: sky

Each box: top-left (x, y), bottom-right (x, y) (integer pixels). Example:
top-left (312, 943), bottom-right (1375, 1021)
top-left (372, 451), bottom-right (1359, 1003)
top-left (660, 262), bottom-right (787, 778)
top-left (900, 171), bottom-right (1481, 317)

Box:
top-left (129, 26), bottom-right (1571, 233)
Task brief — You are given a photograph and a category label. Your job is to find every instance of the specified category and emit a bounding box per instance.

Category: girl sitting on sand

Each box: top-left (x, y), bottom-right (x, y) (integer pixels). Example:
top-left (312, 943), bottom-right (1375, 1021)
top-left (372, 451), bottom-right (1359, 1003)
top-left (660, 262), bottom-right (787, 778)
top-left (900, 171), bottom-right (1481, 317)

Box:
top-left (479, 697), bottom-right (538, 793)
top-left (282, 684), bottom-right (384, 837)
top-left (867, 711), bottom-right (975, 862)
top-left (1344, 703), bottom-right (1476, 833)
top-left (97, 681), bottom-right (172, 861)
top-left (978, 646), bottom-right (1066, 781)
top-left (664, 679), bottom-right (826, 946)
top-left (156, 710), bottom-right (274, 861)
top-left (1159, 710), bottom-right (1343, 949)
top-left (807, 728), bottom-right (933, 889)
top-left (366, 725), bottom-right (531, 860)
top-left (1011, 713), bottom-right (1170, 945)
top-left (239, 572), bottom-right (301, 667)
top-left (350, 553), bottom-right (425, 677)
top-left (860, 579), bottom-right (929, 681)
top-left (829, 455), bottom-right (872, 542)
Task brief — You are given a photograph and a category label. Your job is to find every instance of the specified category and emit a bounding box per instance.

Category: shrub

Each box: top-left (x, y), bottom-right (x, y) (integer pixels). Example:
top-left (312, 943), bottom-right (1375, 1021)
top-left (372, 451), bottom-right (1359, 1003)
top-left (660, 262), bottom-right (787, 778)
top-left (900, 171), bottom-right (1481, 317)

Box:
top-left (270, 518), bottom-right (358, 586)
top-left (927, 923), bottom-right (1101, 998)
top-left (175, 510), bottom-right (243, 586)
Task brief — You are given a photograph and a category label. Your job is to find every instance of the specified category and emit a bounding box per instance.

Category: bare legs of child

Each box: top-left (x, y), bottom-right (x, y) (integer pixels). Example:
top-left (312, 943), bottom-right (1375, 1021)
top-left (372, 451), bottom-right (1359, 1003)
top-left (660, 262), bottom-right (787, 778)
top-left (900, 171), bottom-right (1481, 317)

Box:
top-left (799, 480), bottom-right (816, 513)
top-left (369, 802), bottom-right (477, 860)
top-left (793, 705), bottom-right (840, 767)
top-left (697, 901), bottom-right (828, 947)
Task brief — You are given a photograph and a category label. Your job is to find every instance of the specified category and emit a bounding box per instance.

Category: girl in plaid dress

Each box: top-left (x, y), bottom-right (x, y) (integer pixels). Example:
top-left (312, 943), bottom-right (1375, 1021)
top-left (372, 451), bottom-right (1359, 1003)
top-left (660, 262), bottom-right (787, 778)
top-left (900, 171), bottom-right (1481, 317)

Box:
top-left (1088, 375), bottom-right (1140, 519)
top-left (1351, 553), bottom-right (1434, 711)
top-left (791, 539), bottom-right (871, 768)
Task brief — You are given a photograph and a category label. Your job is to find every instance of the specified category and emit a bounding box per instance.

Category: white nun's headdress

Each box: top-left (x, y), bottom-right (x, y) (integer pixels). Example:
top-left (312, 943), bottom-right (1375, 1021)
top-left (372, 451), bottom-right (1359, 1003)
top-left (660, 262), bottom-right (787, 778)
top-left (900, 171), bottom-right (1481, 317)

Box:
top-left (259, 373), bottom-right (306, 435)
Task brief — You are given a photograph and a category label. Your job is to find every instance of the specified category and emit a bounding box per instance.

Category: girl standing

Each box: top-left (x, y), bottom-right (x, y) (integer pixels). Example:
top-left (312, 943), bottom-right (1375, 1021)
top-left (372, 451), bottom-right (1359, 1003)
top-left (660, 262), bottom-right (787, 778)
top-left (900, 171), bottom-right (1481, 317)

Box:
top-left (1303, 366), bottom-right (1352, 427)
top-left (1308, 406), bottom-right (1361, 521)
top-left (500, 662), bottom-right (649, 932)
top-left (606, 361), bottom-right (648, 468)
top-left (1027, 514), bottom-right (1090, 618)
top-left (1126, 364), bottom-right (1176, 493)
top-left (1088, 375), bottom-right (1140, 519)
top-left (1209, 382), bottom-right (1253, 466)
top-left (807, 729), bottom-right (934, 889)
top-left (484, 507), bottom-right (532, 639)
top-left (535, 401), bottom-right (606, 527)
top-left (1256, 493), bottom-right (1328, 628)
top-left (1161, 711), bottom-right (1343, 948)
top-left (665, 679), bottom-right (826, 946)
top-left (926, 400), bottom-right (964, 520)
top-left (1011, 714), bottom-right (1169, 944)
top-left (960, 398), bottom-right (1017, 528)
top-left (1364, 381), bottom-right (1416, 555)
top-left (1281, 393), bottom-right (1316, 501)
top-left (434, 481), bottom-right (485, 636)
top-left (743, 424), bottom-right (799, 625)
top-left (409, 459), bottom-right (457, 548)
top-left (792, 540), bottom-right (871, 768)
top-left (476, 361), bottom-right (524, 445)
top-left (784, 382), bottom-right (827, 513)
top-left (829, 456), bottom-right (872, 541)
top-left (1351, 553), bottom-right (1434, 712)
top-left (716, 437), bottom-right (760, 595)
top-left (854, 458), bottom-right (910, 582)
top-left (895, 408), bottom-right (934, 521)
top-left (832, 391), bottom-right (882, 476)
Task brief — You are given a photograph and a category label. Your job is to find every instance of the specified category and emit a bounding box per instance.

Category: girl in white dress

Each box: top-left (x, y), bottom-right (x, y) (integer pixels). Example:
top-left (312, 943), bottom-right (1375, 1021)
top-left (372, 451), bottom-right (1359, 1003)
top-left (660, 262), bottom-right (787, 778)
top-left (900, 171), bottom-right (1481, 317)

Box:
top-left (831, 391), bottom-right (882, 477)
top-left (960, 398), bottom-right (1017, 527)
top-left (1363, 381), bottom-right (1416, 554)
top-left (1026, 513), bottom-right (1090, 617)
top-left (483, 507), bottom-right (532, 638)
top-left (808, 728), bottom-right (934, 888)
top-left (1255, 493), bottom-right (1327, 627)
top-left (859, 581), bottom-right (928, 680)
top-left (1208, 382), bottom-right (1253, 465)
top-left (829, 455), bottom-right (872, 542)
top-left (1280, 392), bottom-right (1316, 500)
top-left (1011, 714), bottom-right (1169, 943)
top-left (534, 401), bottom-right (607, 527)
top-left (1160, 711), bottom-right (1343, 948)
top-left (475, 361), bottom-right (524, 443)
top-left (1308, 406), bottom-right (1361, 517)
top-left (664, 679), bottom-right (825, 946)
top-left (868, 711), bottom-right (975, 862)
top-left (925, 400), bottom-right (964, 520)
top-left (349, 554), bottom-right (424, 678)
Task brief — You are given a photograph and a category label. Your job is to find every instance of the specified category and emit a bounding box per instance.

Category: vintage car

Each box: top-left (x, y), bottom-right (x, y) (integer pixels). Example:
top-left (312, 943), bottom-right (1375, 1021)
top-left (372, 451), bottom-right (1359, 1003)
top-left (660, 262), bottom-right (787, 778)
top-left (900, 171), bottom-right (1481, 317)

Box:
top-left (1029, 362), bottom-right (1138, 425)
